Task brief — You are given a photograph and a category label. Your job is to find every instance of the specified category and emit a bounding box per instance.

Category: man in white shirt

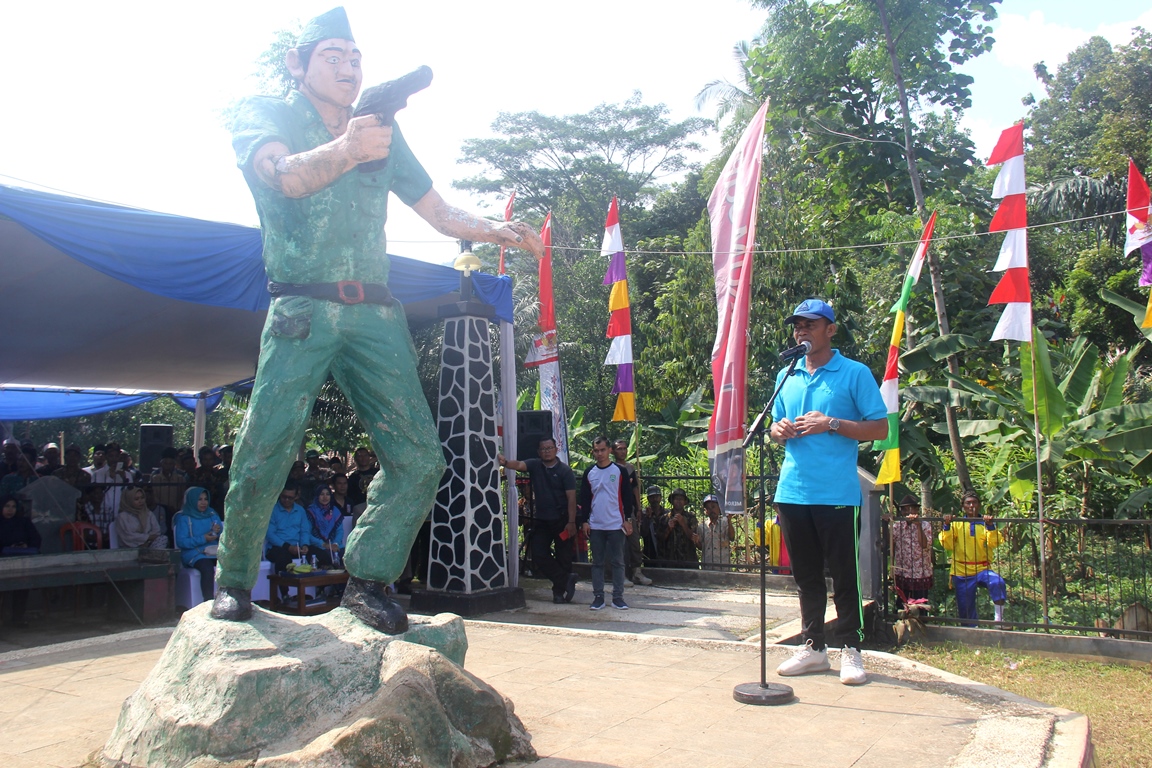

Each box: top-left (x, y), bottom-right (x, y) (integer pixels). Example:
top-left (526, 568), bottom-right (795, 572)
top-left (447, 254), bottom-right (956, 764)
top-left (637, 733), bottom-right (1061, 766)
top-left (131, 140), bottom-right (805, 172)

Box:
top-left (578, 436), bottom-right (635, 610)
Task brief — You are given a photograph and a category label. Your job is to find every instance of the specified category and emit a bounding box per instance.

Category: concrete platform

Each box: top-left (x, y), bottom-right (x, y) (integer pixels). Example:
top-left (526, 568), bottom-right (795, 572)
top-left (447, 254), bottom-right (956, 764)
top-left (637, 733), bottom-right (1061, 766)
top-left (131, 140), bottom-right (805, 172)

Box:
top-left (0, 577), bottom-right (1092, 767)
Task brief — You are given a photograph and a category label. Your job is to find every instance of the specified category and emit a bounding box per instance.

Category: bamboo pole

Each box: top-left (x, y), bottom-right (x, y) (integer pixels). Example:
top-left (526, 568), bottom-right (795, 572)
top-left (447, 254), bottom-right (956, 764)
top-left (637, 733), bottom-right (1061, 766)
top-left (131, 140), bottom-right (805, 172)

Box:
top-left (1029, 338), bottom-right (1049, 627)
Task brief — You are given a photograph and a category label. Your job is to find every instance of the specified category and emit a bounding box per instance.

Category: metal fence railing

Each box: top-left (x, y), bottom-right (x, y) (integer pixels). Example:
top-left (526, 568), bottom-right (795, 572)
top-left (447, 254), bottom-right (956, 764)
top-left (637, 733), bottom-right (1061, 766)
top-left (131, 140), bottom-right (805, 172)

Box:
top-left (881, 516), bottom-right (1152, 640)
top-left (510, 473), bottom-right (789, 574)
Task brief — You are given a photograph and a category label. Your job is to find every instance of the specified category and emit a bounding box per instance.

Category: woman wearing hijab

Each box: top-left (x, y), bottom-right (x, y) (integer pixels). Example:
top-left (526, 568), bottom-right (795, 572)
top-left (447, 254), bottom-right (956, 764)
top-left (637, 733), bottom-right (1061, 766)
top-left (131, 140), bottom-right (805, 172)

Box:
top-left (0, 494), bottom-right (41, 625)
top-left (115, 486), bottom-right (168, 549)
top-left (173, 486), bottom-right (223, 600)
top-left (306, 483), bottom-right (345, 568)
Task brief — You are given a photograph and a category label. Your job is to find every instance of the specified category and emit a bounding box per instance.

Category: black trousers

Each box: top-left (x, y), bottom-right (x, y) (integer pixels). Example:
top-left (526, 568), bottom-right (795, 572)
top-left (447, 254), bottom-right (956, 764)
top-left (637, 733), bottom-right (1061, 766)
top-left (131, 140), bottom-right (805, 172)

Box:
top-left (625, 522), bottom-right (643, 576)
top-left (193, 558), bottom-right (217, 599)
top-left (777, 503), bottom-right (864, 651)
top-left (266, 544), bottom-right (298, 575)
top-left (530, 518), bottom-right (575, 596)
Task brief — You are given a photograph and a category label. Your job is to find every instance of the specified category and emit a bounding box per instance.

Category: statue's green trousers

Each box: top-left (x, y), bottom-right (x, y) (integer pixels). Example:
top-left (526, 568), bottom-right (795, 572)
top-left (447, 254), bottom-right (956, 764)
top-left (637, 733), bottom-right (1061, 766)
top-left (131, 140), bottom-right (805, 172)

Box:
top-left (215, 296), bottom-right (445, 590)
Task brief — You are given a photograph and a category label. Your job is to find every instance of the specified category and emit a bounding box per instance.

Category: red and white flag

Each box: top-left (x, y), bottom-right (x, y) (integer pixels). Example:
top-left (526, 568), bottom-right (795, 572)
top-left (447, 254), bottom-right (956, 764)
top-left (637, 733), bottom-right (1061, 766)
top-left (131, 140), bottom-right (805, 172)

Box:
top-left (986, 123), bottom-right (1032, 342)
top-left (524, 212), bottom-right (557, 367)
top-left (523, 212), bottom-right (569, 461)
top-left (707, 100), bottom-right (769, 516)
top-left (498, 191), bottom-right (515, 275)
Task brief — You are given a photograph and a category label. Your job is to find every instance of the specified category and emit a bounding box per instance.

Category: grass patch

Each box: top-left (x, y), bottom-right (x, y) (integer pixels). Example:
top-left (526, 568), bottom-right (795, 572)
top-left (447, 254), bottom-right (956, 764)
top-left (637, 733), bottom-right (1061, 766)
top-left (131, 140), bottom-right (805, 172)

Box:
top-left (898, 643), bottom-right (1152, 768)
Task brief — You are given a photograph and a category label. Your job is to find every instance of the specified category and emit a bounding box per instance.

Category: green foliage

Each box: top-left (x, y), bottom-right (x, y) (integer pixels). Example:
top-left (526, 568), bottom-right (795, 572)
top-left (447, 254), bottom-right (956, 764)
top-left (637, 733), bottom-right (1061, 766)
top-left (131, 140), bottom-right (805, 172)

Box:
top-left (1062, 246), bottom-right (1145, 352)
top-left (253, 27), bottom-right (300, 99)
top-left (1027, 31), bottom-right (1152, 181)
top-left (907, 334), bottom-right (1152, 514)
top-left (743, 0), bottom-right (995, 218)
top-left (453, 93), bottom-right (712, 248)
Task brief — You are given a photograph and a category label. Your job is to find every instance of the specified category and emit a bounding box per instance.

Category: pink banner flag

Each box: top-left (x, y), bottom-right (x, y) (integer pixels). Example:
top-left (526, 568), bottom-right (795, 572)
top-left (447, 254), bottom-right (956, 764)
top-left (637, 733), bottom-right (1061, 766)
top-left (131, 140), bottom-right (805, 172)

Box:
top-left (707, 101), bottom-right (769, 516)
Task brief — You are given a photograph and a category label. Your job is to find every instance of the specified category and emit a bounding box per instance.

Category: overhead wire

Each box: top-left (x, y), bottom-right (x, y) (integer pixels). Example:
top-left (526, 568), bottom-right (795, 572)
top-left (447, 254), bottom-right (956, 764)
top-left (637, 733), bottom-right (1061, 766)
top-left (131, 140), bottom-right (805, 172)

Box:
top-left (390, 209), bottom-right (1129, 258)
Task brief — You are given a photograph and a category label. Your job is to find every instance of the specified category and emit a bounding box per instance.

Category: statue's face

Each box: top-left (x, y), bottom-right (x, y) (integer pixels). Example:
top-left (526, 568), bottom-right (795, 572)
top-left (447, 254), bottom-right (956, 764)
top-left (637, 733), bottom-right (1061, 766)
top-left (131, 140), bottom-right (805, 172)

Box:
top-left (296, 38), bottom-right (362, 110)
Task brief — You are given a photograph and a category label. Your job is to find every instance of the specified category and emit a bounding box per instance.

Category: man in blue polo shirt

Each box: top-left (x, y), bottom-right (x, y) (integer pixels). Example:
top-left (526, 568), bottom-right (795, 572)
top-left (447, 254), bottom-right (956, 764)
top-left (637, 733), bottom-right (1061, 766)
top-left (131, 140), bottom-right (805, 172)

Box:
top-left (769, 299), bottom-right (887, 685)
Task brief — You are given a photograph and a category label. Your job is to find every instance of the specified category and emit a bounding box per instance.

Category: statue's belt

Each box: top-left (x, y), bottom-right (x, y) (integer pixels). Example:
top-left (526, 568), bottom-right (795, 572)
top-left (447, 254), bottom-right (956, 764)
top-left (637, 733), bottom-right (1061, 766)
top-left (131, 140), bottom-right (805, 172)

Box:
top-left (268, 280), bottom-right (394, 306)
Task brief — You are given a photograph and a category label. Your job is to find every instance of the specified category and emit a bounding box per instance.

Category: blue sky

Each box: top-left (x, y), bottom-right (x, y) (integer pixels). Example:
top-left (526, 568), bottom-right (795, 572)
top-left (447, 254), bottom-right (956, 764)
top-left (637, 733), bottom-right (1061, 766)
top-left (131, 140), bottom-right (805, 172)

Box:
top-left (1, 1), bottom-right (1148, 263)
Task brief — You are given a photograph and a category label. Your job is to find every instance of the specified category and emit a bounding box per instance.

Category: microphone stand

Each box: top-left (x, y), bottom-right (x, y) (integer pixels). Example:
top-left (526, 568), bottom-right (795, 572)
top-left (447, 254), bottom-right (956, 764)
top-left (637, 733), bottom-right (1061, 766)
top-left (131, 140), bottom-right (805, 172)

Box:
top-left (733, 354), bottom-right (803, 706)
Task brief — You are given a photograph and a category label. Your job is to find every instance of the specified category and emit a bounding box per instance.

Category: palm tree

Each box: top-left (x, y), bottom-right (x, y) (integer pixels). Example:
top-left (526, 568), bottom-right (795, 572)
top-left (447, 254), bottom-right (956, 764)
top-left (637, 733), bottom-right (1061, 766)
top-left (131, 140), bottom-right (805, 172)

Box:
top-left (1029, 174), bottom-right (1126, 250)
top-left (694, 40), bottom-right (760, 132)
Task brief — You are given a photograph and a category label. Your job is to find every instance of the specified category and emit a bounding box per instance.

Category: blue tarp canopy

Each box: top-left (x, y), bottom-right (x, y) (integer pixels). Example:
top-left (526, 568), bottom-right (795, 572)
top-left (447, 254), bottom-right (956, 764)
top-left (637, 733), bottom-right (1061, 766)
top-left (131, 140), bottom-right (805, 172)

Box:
top-left (0, 182), bottom-right (513, 418)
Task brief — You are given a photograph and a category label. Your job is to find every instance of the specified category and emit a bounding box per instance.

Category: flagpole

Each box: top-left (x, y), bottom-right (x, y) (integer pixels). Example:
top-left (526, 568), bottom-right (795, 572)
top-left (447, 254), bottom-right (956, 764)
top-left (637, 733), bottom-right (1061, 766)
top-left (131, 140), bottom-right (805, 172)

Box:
top-left (1029, 336), bottom-right (1049, 627)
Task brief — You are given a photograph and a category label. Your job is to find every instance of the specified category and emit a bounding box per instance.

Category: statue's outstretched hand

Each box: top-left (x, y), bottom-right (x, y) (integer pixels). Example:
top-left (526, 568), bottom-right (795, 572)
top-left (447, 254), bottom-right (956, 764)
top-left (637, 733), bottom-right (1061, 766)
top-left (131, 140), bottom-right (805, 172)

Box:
top-left (506, 221), bottom-right (544, 259)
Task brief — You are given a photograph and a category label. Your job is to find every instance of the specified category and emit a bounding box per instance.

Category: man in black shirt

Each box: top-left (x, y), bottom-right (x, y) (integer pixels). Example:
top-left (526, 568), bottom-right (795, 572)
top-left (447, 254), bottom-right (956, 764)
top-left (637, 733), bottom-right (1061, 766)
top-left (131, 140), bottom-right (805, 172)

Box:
top-left (499, 438), bottom-right (578, 603)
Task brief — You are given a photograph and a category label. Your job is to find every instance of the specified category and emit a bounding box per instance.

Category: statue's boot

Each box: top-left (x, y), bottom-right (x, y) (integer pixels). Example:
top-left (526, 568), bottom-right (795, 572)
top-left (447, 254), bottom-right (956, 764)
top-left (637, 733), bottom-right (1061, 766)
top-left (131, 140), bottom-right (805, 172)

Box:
top-left (341, 575), bottom-right (408, 634)
top-left (210, 586), bottom-right (253, 621)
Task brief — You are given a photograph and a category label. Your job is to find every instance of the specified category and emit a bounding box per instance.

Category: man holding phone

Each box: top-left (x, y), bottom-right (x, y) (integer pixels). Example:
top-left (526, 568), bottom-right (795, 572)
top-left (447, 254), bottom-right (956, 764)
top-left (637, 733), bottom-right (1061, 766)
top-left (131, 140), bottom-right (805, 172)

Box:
top-left (499, 438), bottom-right (577, 604)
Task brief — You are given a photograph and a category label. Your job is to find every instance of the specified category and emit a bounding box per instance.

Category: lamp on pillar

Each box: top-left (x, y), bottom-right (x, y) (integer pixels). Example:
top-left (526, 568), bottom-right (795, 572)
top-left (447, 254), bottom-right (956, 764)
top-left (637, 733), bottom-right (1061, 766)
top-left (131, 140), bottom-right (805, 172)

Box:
top-left (442, 240), bottom-right (493, 319)
top-left (454, 240), bottom-right (481, 301)
top-left (411, 240), bottom-right (524, 616)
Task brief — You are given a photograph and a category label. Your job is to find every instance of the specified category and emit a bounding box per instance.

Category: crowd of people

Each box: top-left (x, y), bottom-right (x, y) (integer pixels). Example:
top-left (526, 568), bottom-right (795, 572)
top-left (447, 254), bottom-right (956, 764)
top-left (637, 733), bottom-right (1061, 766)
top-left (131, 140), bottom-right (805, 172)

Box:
top-left (0, 438), bottom-right (423, 611)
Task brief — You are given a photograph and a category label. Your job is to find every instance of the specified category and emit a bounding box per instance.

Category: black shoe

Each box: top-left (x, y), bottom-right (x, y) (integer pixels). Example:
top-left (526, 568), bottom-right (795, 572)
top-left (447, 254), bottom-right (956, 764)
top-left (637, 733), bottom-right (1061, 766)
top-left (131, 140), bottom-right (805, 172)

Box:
top-left (564, 572), bottom-right (577, 603)
top-left (341, 576), bottom-right (408, 634)
top-left (210, 587), bottom-right (253, 621)
top-left (553, 594), bottom-right (565, 604)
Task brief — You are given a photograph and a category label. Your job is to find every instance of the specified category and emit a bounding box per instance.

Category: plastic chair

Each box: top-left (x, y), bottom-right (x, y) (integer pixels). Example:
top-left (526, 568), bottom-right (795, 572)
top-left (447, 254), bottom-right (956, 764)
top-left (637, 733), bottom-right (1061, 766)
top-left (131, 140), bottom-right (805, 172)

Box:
top-left (251, 560), bottom-right (273, 602)
top-left (175, 567), bottom-right (205, 611)
top-left (59, 522), bottom-right (103, 551)
top-left (108, 521), bottom-right (120, 549)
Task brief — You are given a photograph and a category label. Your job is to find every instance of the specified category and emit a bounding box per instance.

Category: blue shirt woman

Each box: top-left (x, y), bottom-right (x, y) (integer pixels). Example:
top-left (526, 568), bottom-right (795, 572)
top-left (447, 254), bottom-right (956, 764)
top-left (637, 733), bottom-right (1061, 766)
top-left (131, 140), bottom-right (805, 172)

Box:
top-left (173, 486), bottom-right (223, 598)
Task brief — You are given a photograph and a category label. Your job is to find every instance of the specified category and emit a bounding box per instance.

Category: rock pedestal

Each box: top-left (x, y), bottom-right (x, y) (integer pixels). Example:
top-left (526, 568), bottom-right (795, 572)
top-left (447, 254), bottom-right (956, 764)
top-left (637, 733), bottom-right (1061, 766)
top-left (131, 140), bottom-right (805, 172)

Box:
top-left (95, 604), bottom-right (534, 767)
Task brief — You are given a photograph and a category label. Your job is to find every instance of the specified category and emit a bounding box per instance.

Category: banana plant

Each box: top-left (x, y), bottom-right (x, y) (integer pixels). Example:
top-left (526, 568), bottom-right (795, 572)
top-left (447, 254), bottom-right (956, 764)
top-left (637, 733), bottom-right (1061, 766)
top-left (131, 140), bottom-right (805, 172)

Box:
top-left (904, 330), bottom-right (1152, 515)
top-left (644, 386), bottom-right (714, 460)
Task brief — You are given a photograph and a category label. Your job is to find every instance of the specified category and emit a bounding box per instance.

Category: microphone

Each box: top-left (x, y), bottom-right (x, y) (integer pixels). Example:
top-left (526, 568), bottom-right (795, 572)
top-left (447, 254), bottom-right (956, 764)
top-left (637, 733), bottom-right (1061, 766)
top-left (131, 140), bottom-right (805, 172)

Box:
top-left (780, 340), bottom-right (811, 362)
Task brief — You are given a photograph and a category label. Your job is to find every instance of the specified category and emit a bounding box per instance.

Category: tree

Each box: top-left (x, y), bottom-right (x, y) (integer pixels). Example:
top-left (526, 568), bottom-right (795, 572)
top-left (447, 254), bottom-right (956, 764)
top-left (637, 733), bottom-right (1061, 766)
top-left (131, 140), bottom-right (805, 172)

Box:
top-left (453, 93), bottom-right (712, 251)
top-left (741, 0), bottom-right (1002, 493)
top-left (454, 97), bottom-right (715, 438)
top-left (1027, 32), bottom-right (1152, 182)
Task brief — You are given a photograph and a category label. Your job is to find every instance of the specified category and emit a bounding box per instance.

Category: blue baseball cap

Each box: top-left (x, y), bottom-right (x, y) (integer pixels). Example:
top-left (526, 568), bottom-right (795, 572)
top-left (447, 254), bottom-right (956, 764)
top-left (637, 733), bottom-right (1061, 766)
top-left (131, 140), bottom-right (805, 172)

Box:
top-left (785, 298), bottom-right (835, 324)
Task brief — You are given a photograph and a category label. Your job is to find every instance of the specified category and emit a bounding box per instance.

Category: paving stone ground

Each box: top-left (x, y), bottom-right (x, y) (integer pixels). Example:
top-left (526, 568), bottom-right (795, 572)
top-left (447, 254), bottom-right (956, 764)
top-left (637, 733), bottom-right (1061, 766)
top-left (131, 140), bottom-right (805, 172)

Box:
top-left (0, 577), bottom-right (1091, 767)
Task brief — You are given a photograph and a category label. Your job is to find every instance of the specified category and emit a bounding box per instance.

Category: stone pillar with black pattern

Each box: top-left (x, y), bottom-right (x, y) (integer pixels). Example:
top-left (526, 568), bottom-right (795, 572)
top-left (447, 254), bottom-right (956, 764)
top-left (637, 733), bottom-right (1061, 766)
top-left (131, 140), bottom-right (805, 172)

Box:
top-left (410, 296), bottom-right (525, 616)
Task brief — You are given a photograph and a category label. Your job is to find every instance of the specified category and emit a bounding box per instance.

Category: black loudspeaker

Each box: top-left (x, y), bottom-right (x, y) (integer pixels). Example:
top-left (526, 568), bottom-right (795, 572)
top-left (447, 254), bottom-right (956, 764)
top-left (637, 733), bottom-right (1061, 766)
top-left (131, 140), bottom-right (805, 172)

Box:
top-left (516, 410), bottom-right (554, 462)
top-left (139, 424), bottom-right (174, 475)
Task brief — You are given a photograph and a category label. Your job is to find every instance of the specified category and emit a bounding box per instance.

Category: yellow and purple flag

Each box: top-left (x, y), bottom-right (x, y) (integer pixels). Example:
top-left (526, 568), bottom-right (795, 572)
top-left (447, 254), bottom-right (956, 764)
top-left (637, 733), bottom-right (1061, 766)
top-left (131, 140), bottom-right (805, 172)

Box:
top-left (601, 197), bottom-right (635, 421)
top-left (874, 211), bottom-right (936, 486)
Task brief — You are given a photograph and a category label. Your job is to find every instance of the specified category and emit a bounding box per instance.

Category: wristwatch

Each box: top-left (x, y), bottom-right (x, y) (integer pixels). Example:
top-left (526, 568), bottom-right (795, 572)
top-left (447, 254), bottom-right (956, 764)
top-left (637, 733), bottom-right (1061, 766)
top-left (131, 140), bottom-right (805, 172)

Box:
top-left (828, 417), bottom-right (841, 434)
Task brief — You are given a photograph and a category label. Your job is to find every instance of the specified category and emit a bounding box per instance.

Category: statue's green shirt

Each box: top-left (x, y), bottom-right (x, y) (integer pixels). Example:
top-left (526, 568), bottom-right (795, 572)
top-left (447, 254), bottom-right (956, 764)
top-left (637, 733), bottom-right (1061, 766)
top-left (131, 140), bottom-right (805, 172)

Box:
top-left (231, 90), bottom-right (433, 285)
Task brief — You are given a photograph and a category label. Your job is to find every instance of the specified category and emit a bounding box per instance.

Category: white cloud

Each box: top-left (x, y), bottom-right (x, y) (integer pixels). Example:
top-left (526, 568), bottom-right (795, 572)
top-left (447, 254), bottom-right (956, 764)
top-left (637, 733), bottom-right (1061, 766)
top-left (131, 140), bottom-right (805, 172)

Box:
top-left (992, 9), bottom-right (1152, 74)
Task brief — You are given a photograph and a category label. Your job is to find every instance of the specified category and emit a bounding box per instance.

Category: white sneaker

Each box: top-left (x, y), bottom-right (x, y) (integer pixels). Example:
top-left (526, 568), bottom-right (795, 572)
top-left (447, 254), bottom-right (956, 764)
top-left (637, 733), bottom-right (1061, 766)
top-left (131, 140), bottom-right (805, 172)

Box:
top-left (839, 646), bottom-right (867, 685)
top-left (633, 570), bottom-right (653, 586)
top-left (623, 579), bottom-right (634, 588)
top-left (776, 640), bottom-right (830, 676)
